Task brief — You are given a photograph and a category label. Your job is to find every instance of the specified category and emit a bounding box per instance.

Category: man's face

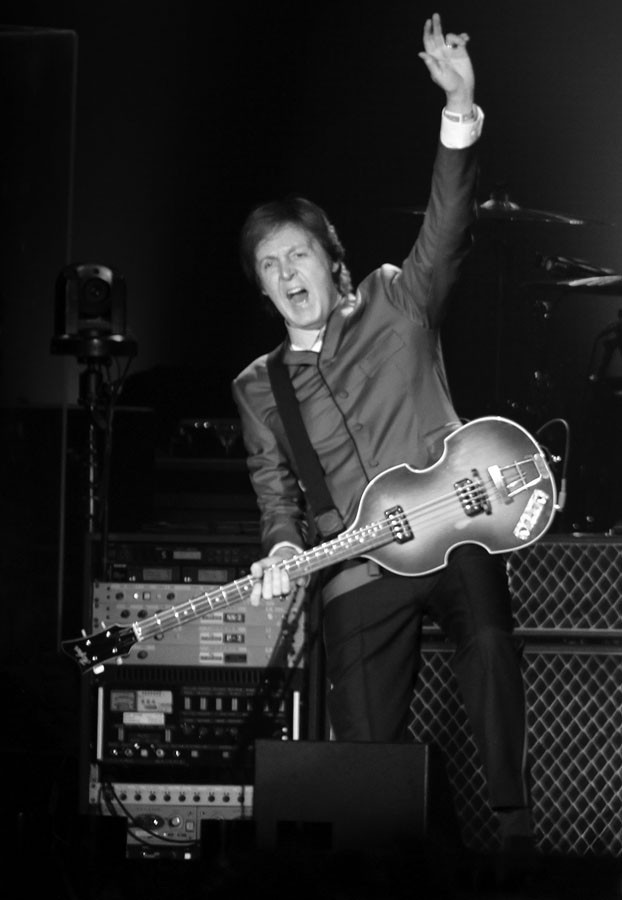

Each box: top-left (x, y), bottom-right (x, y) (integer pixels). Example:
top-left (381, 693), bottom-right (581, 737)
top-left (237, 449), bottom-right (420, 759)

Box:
top-left (254, 223), bottom-right (340, 330)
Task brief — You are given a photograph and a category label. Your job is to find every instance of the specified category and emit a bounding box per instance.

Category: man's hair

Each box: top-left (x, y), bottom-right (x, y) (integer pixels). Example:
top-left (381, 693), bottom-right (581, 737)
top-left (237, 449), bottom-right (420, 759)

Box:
top-left (239, 195), bottom-right (352, 297)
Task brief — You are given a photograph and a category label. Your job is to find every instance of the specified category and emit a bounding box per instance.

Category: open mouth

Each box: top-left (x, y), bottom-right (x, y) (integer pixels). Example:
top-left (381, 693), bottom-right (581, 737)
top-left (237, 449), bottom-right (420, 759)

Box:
top-left (287, 287), bottom-right (308, 302)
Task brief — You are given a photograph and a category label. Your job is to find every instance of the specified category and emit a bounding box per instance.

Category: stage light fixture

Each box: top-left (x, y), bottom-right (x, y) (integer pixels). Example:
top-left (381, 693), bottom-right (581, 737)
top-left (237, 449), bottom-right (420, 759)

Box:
top-left (51, 262), bottom-right (136, 359)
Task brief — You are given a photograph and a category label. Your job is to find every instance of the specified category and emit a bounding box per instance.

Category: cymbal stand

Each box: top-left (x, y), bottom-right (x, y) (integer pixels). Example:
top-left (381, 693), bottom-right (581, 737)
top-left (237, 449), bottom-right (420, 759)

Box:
top-left (588, 310), bottom-right (622, 384)
top-left (484, 229), bottom-right (521, 414)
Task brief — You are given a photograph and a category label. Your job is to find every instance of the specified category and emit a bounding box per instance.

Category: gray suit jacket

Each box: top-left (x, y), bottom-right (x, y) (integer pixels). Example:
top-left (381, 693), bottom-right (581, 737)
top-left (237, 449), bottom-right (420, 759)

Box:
top-left (233, 141), bottom-right (479, 555)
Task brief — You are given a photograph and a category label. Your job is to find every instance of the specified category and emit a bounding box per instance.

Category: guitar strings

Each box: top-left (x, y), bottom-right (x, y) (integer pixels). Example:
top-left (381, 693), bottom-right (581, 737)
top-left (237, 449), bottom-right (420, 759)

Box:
top-left (136, 455), bottom-right (549, 642)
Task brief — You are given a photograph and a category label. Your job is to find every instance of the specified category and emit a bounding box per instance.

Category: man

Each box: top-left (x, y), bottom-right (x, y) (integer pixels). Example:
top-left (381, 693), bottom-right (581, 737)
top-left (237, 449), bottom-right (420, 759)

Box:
top-left (232, 11), bottom-right (536, 881)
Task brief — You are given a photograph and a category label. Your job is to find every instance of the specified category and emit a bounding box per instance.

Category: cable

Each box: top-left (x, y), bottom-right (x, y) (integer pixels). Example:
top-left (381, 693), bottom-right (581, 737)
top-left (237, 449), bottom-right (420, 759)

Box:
top-left (535, 417), bottom-right (570, 512)
top-left (99, 782), bottom-right (199, 852)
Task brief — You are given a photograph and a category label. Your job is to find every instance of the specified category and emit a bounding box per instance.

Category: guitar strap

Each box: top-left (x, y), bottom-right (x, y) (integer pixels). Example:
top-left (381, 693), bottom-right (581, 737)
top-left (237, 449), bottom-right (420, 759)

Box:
top-left (266, 343), bottom-right (345, 540)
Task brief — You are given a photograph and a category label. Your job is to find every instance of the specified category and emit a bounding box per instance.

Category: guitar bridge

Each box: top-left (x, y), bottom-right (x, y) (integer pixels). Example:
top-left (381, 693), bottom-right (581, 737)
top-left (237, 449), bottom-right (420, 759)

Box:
top-left (455, 469), bottom-right (491, 517)
top-left (385, 505), bottom-right (414, 543)
top-left (489, 453), bottom-right (547, 505)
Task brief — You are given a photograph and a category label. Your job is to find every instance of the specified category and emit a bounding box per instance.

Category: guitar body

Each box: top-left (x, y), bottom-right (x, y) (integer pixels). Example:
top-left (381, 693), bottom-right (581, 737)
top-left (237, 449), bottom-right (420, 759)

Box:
top-left (62, 416), bottom-right (558, 673)
top-left (349, 416), bottom-right (557, 575)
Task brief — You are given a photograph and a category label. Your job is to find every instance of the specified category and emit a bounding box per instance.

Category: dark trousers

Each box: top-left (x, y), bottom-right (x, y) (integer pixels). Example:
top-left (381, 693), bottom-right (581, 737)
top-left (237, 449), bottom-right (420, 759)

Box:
top-left (322, 544), bottom-right (529, 810)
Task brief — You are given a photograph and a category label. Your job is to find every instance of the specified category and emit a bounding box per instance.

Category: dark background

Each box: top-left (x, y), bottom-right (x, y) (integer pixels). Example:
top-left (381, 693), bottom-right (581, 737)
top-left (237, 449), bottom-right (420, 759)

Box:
top-left (2, 0), bottom-right (622, 409)
top-left (1, 2), bottom-right (622, 883)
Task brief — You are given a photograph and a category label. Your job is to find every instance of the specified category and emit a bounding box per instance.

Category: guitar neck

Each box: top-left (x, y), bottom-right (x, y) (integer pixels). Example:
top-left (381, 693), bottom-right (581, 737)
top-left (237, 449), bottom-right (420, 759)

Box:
top-left (135, 521), bottom-right (389, 643)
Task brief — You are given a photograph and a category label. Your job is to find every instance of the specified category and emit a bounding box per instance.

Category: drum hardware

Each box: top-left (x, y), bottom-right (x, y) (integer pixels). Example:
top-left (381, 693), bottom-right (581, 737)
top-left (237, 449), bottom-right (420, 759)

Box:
top-left (393, 189), bottom-right (613, 228)
top-left (524, 275), bottom-right (622, 296)
top-left (394, 187), bottom-right (617, 418)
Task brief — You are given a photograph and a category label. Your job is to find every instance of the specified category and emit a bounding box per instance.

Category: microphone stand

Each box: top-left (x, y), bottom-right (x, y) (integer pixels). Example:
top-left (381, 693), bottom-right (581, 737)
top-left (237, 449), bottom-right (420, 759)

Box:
top-left (78, 358), bottom-right (108, 537)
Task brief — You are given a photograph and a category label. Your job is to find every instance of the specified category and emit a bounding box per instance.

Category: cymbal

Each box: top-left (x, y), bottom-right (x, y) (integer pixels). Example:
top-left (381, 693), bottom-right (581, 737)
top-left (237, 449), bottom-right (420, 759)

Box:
top-left (394, 198), bottom-right (611, 227)
top-left (525, 275), bottom-right (622, 295)
top-left (477, 198), bottom-right (589, 225)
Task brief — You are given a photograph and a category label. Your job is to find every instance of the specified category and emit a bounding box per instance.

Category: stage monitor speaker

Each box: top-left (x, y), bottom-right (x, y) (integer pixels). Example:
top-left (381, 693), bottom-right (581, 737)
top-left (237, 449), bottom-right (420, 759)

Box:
top-left (253, 739), bottom-right (459, 854)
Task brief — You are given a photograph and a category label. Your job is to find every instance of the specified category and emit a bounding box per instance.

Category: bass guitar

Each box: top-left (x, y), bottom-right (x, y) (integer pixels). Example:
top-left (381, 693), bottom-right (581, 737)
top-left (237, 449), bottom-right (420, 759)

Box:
top-left (62, 416), bottom-right (558, 674)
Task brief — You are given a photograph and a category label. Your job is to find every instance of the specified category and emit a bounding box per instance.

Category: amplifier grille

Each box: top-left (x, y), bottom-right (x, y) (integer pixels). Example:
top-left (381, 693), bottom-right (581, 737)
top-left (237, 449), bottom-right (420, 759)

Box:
top-left (507, 536), bottom-right (622, 633)
top-left (409, 645), bottom-right (622, 857)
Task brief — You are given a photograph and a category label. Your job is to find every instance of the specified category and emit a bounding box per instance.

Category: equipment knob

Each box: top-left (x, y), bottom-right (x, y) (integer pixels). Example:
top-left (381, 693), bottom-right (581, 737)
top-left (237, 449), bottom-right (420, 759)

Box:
top-left (136, 814), bottom-right (163, 830)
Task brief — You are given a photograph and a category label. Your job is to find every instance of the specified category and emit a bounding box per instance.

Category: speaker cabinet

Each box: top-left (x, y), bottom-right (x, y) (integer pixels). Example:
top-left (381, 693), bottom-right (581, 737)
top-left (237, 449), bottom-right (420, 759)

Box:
top-left (507, 535), bottom-right (622, 633)
top-left (411, 536), bottom-right (622, 858)
top-left (410, 644), bottom-right (621, 857)
top-left (253, 739), bottom-right (459, 854)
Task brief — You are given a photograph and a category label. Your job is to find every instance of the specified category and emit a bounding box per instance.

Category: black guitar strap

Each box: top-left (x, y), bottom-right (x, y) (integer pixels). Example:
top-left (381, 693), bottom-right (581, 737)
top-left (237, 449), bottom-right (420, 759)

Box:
top-left (266, 344), bottom-right (345, 540)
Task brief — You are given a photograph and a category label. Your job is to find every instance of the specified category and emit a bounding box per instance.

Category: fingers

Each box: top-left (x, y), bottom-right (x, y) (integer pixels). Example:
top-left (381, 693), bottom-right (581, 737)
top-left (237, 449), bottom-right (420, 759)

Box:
top-left (249, 558), bottom-right (291, 606)
top-left (249, 579), bottom-right (263, 607)
top-left (444, 32), bottom-right (470, 49)
top-left (423, 13), bottom-right (469, 54)
top-left (422, 13), bottom-right (439, 51)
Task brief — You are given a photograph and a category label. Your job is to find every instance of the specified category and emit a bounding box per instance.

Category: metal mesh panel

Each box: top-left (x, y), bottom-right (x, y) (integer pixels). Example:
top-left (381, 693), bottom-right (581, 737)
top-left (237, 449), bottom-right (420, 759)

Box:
top-left (409, 645), bottom-right (622, 857)
top-left (409, 646), bottom-right (497, 852)
top-left (506, 536), bottom-right (622, 633)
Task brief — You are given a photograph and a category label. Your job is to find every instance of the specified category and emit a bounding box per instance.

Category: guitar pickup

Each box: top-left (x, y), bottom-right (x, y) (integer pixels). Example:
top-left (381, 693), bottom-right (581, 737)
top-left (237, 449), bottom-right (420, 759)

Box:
top-left (384, 505), bottom-right (414, 544)
top-left (454, 470), bottom-right (491, 517)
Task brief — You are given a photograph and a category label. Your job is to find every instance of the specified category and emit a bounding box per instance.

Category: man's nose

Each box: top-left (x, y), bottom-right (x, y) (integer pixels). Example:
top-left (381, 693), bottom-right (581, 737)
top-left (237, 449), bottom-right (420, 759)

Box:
top-left (280, 260), bottom-right (295, 279)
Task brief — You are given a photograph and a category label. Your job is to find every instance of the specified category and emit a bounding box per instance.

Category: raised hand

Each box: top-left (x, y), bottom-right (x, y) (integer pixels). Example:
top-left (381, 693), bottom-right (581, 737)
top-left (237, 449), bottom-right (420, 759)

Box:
top-left (418, 12), bottom-right (474, 108)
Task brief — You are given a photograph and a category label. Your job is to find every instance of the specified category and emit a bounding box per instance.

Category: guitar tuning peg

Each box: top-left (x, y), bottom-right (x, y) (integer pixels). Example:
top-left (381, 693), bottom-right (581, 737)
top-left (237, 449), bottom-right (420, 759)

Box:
top-left (81, 629), bottom-right (87, 637)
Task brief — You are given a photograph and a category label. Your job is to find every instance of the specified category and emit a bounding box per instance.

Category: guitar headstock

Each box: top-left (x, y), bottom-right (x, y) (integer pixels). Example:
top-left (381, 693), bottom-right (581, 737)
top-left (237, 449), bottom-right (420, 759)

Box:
top-left (61, 624), bottom-right (137, 674)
